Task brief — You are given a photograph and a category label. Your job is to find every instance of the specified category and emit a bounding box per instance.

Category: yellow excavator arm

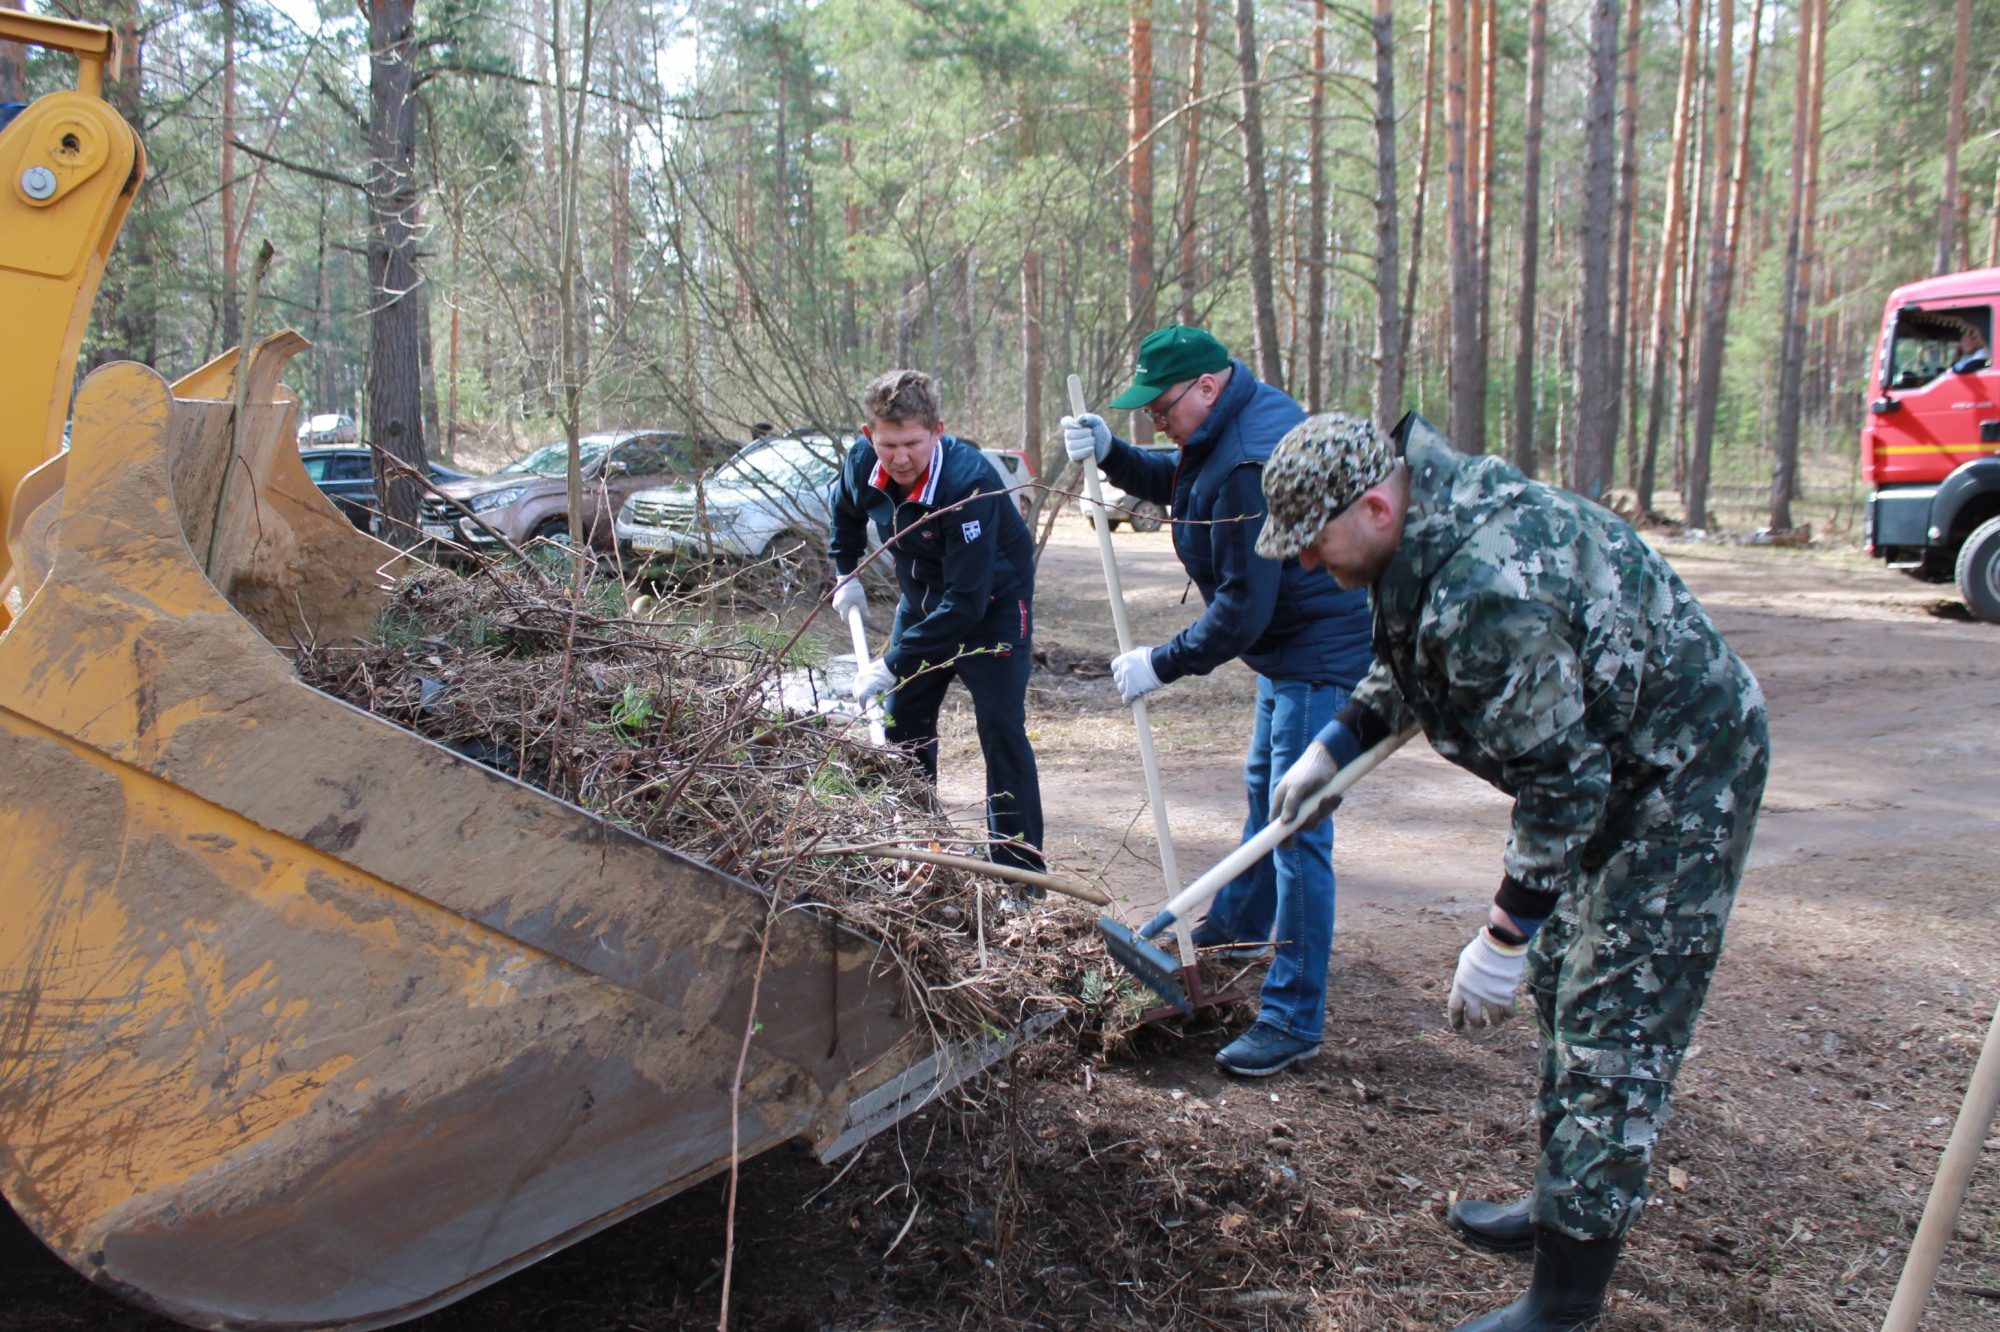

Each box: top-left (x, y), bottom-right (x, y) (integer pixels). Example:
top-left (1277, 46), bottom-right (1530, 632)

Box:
top-left (0, 21), bottom-right (1045, 1330)
top-left (0, 11), bottom-right (141, 631)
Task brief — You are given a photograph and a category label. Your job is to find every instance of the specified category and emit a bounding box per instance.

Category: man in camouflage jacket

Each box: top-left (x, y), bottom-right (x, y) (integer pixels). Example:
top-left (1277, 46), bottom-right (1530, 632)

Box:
top-left (1254, 411), bottom-right (1769, 1332)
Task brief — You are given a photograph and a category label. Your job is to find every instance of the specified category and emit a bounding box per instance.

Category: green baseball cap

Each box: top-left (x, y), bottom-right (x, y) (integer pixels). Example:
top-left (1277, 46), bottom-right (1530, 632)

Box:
top-left (1109, 326), bottom-right (1232, 410)
top-left (1255, 413), bottom-right (1398, 561)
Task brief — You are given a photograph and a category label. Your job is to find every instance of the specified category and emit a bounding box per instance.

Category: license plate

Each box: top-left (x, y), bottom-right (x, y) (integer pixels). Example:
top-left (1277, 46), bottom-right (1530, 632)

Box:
top-left (420, 522), bottom-right (455, 541)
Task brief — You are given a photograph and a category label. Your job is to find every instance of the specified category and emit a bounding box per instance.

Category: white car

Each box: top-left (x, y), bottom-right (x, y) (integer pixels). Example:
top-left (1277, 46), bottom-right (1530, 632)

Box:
top-left (617, 433), bottom-right (850, 561)
top-left (1088, 442), bottom-right (1176, 532)
top-left (617, 435), bottom-right (1034, 562)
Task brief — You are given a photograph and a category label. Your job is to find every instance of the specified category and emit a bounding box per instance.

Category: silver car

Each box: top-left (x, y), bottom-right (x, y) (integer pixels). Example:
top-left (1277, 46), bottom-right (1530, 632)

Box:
top-left (616, 432), bottom-right (853, 563)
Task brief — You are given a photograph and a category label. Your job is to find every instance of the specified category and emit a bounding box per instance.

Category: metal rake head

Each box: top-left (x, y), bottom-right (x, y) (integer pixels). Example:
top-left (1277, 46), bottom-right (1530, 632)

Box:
top-left (1097, 917), bottom-right (1191, 1017)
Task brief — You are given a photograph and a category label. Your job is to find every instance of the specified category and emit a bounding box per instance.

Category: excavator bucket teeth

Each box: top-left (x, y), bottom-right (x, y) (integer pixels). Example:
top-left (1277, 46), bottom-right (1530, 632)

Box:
top-left (0, 345), bottom-right (1052, 1329)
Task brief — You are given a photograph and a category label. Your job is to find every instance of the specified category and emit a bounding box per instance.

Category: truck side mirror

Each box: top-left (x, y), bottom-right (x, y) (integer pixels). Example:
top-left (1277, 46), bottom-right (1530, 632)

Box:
top-left (1869, 397), bottom-right (1902, 415)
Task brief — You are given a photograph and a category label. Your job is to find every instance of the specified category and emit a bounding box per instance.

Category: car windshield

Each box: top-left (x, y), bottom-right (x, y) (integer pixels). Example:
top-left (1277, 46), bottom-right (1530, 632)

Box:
top-left (712, 436), bottom-right (845, 490)
top-left (502, 435), bottom-right (618, 476)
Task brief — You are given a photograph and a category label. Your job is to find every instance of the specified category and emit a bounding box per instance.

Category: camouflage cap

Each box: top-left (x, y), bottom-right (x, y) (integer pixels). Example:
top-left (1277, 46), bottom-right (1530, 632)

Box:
top-left (1255, 413), bottom-right (1397, 561)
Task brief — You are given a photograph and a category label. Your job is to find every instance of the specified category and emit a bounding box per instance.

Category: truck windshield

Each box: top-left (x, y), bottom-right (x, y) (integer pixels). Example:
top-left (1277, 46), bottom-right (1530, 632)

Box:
top-left (1885, 305), bottom-right (1991, 390)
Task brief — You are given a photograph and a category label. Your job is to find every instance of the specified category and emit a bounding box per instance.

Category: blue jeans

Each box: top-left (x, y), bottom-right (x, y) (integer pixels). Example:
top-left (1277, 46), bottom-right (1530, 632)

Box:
top-left (1199, 675), bottom-right (1346, 1043)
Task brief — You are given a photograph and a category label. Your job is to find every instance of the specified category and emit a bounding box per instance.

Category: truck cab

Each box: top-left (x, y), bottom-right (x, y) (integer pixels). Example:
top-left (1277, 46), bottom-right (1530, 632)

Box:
top-left (1862, 267), bottom-right (2000, 621)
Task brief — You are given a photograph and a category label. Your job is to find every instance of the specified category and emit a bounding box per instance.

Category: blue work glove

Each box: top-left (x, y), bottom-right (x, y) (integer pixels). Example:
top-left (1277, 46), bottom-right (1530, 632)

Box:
top-left (1062, 414), bottom-right (1112, 464)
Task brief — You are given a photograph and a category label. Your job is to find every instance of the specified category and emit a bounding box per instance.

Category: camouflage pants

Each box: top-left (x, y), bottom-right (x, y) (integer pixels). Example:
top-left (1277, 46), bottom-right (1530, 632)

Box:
top-left (1526, 687), bottom-right (1770, 1241)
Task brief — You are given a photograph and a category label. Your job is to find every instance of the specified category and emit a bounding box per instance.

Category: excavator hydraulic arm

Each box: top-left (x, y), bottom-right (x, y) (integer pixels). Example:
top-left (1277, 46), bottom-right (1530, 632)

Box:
top-left (0, 21), bottom-right (1047, 1330)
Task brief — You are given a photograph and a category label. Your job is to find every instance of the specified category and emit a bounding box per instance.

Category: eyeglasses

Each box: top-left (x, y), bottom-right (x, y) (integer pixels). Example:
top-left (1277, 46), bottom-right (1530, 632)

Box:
top-left (1145, 380), bottom-right (1197, 424)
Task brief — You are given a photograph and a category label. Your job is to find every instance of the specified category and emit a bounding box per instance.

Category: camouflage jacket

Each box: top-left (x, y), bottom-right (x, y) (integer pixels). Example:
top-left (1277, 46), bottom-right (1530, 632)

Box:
top-left (1349, 415), bottom-right (1762, 900)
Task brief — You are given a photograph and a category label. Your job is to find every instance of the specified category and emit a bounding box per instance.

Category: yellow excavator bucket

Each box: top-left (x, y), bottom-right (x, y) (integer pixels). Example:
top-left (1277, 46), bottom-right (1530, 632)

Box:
top-left (0, 21), bottom-right (1047, 1330)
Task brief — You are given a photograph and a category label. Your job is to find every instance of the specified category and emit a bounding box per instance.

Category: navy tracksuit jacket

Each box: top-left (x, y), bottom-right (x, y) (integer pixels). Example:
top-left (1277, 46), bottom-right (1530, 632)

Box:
top-left (829, 433), bottom-right (1043, 871)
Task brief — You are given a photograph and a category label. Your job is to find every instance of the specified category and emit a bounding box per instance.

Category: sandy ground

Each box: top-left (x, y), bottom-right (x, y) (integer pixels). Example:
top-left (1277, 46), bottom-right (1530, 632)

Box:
top-left (2, 518), bottom-right (1995, 1330)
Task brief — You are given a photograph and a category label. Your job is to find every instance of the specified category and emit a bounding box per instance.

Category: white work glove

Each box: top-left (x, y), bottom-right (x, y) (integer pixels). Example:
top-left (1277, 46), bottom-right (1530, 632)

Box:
top-left (1062, 413), bottom-right (1112, 464)
top-left (1110, 646), bottom-right (1163, 704)
top-left (850, 659), bottom-right (896, 701)
top-left (1271, 741), bottom-right (1342, 827)
top-left (831, 575), bottom-right (868, 621)
top-left (1448, 929), bottom-right (1528, 1030)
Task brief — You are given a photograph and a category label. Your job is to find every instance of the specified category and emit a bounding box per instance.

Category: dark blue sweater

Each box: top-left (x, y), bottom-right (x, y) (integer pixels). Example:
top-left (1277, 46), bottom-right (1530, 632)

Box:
top-left (829, 433), bottom-right (1034, 676)
top-left (1097, 361), bottom-right (1374, 688)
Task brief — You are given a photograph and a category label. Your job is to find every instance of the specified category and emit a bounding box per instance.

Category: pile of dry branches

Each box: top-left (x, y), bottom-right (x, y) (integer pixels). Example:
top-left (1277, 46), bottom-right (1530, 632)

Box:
top-left (295, 562), bottom-right (1121, 1039)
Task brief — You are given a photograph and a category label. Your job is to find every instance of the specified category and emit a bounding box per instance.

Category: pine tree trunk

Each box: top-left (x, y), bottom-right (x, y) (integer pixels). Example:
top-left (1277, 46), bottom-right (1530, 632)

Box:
top-left (1470, 0), bottom-right (1496, 446)
top-left (1938, 0), bottom-right (1971, 275)
top-left (1770, 0), bottom-right (1816, 531)
top-left (366, 0), bottom-right (430, 545)
top-left (1372, 0), bottom-right (1402, 426)
top-left (1130, 0), bottom-right (1157, 440)
top-left (1610, 0), bottom-right (1641, 487)
top-left (1684, 0), bottom-right (1734, 527)
top-left (1511, 0), bottom-right (1547, 476)
top-left (1022, 251), bottom-right (1045, 475)
top-left (1177, 0), bottom-right (1209, 327)
top-left (1444, 0), bottom-right (1478, 445)
top-left (1639, 0), bottom-right (1703, 515)
top-left (1233, 0), bottom-right (1284, 388)
top-left (1574, 0), bottom-right (1619, 501)
top-left (1688, 0), bottom-right (1762, 530)
top-left (1307, 1), bottom-right (1328, 411)
top-left (1400, 0), bottom-right (1439, 378)
top-left (221, 0), bottom-right (240, 350)
top-left (1790, 0), bottom-right (1827, 494)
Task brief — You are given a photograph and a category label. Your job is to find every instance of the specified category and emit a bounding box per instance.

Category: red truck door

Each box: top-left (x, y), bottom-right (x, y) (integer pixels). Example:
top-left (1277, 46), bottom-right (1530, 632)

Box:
top-left (1867, 299), bottom-right (2000, 486)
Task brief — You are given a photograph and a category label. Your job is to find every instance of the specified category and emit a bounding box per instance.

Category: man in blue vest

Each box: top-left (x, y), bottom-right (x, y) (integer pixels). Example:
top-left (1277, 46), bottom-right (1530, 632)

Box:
top-left (831, 369), bottom-right (1045, 876)
top-left (1062, 327), bottom-right (1374, 1075)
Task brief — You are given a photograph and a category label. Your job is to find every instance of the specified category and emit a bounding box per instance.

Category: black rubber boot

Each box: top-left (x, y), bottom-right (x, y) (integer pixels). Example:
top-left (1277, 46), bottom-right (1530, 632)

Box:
top-left (1449, 1225), bottom-right (1623, 1331)
top-left (1448, 1193), bottom-right (1535, 1254)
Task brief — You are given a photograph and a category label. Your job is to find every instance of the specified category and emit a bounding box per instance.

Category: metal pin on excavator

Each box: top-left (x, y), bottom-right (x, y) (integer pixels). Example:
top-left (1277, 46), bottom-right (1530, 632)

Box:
top-left (0, 17), bottom-right (1054, 1329)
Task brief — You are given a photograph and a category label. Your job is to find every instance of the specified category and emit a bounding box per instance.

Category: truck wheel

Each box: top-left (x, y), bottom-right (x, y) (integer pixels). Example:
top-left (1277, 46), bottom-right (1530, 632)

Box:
top-left (1955, 516), bottom-right (2000, 623)
top-left (1130, 502), bottom-right (1165, 534)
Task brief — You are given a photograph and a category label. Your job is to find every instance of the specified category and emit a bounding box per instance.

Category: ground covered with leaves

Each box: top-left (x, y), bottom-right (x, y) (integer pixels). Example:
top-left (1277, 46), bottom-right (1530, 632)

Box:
top-left (0, 536), bottom-right (1993, 1330)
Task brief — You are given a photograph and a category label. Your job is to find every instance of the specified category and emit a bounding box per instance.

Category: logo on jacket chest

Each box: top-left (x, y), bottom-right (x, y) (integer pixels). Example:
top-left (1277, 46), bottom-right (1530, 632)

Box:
top-left (961, 519), bottom-right (982, 542)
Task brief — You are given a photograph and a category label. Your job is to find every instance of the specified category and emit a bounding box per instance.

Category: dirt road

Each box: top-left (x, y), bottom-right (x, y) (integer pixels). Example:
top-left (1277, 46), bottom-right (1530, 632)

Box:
top-left (1, 522), bottom-right (1994, 1330)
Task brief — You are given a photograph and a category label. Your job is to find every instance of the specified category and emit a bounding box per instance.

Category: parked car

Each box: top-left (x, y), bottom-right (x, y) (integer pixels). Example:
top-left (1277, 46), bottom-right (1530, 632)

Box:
top-left (981, 446), bottom-right (1036, 518)
top-left (617, 434), bottom-right (1034, 566)
top-left (420, 430), bottom-right (729, 551)
top-left (1088, 442), bottom-right (1177, 532)
top-left (299, 446), bottom-right (474, 531)
top-left (617, 432), bottom-right (853, 564)
top-left (298, 413), bottom-right (357, 445)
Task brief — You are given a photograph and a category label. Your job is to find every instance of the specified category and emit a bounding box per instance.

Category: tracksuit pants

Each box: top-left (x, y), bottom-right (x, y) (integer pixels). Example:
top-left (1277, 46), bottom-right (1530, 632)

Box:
top-left (885, 596), bottom-right (1045, 873)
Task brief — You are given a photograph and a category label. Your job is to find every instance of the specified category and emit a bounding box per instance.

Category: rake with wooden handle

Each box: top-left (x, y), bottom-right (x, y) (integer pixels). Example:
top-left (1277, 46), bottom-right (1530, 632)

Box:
top-left (1068, 374), bottom-right (1242, 1021)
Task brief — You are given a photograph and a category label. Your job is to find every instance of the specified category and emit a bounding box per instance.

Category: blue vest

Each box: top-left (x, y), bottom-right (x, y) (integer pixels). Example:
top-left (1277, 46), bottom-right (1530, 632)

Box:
top-left (1172, 364), bottom-right (1374, 686)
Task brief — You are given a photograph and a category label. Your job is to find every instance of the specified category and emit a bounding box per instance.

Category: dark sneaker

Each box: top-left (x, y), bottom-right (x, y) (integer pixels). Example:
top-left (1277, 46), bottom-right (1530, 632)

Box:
top-left (1215, 1022), bottom-right (1320, 1077)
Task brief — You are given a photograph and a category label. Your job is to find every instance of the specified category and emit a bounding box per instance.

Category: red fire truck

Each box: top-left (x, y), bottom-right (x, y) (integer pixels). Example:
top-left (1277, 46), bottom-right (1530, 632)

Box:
top-left (1863, 267), bottom-right (2000, 621)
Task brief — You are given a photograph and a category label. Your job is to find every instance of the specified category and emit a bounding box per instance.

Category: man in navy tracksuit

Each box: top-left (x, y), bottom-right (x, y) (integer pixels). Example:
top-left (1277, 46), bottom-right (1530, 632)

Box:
top-left (1063, 326), bottom-right (1374, 1075)
top-left (830, 369), bottom-right (1045, 875)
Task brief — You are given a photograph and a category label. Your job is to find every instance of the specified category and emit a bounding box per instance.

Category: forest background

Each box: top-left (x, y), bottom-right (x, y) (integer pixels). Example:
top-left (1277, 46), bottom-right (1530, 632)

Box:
top-left (4, 0), bottom-right (1992, 538)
